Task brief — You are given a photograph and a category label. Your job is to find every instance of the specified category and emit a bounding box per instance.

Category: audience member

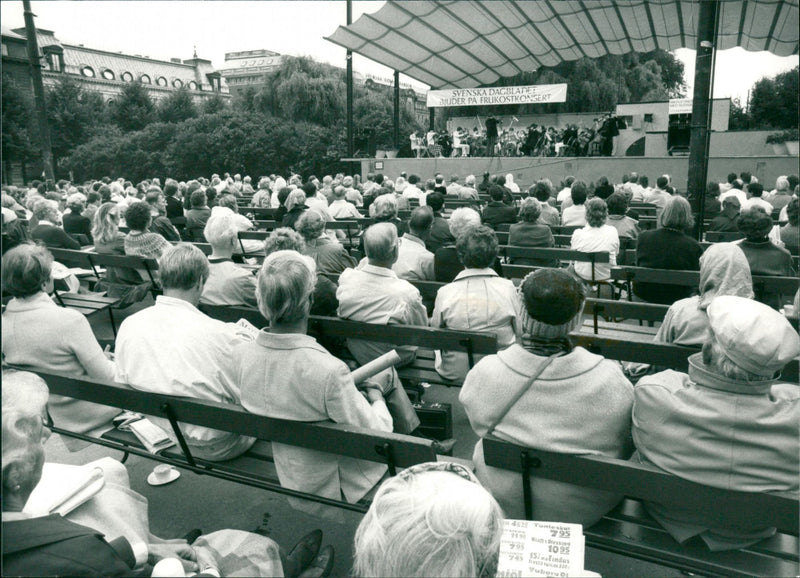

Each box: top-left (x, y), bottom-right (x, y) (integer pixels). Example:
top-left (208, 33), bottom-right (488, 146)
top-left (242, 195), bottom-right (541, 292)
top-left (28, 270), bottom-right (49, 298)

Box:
top-left (632, 296), bottom-right (799, 550)
top-left (424, 192), bottom-right (455, 253)
top-left (431, 226), bottom-right (520, 381)
top-left (115, 244), bottom-right (257, 461)
top-left (481, 185), bottom-right (517, 230)
top-left (766, 175), bottom-right (793, 211)
top-left (200, 211), bottom-right (257, 307)
top-left (61, 192), bottom-right (93, 243)
top-left (1, 244), bottom-right (119, 439)
top-left (643, 175), bottom-right (672, 215)
top-left (778, 198), bottom-right (799, 253)
top-left (741, 182), bottom-right (773, 214)
top-left (606, 192), bottom-right (640, 241)
top-left (508, 198), bottom-right (556, 267)
top-left (146, 189), bottom-right (181, 242)
top-left (30, 199), bottom-right (81, 249)
top-left (235, 250), bottom-right (393, 503)
top-left (295, 210), bottom-right (356, 276)
top-left (123, 201), bottom-right (171, 261)
top-left (458, 175), bottom-right (479, 200)
top-left (634, 196), bottom-right (703, 304)
top-left (434, 207), bottom-right (481, 283)
top-left (561, 181), bottom-right (588, 227)
top-left (393, 207), bottom-right (435, 281)
top-left (530, 181), bottom-right (560, 227)
top-left (185, 190), bottom-right (211, 242)
top-left (328, 186), bottom-right (362, 220)
top-left (460, 269), bottom-right (634, 523)
top-left (353, 462), bottom-right (503, 578)
top-left (708, 196), bottom-right (741, 232)
top-left (570, 197), bottom-right (619, 282)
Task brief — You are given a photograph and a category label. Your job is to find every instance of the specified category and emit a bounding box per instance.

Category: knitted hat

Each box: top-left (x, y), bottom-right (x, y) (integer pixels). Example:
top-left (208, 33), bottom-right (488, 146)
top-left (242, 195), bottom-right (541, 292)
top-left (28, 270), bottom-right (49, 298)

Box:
top-left (518, 269), bottom-right (585, 339)
top-left (707, 296), bottom-right (800, 375)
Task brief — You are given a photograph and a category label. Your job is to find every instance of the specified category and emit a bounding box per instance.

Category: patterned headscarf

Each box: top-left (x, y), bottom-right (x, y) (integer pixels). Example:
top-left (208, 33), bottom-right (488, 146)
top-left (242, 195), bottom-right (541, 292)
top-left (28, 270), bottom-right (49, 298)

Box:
top-left (697, 243), bottom-right (753, 311)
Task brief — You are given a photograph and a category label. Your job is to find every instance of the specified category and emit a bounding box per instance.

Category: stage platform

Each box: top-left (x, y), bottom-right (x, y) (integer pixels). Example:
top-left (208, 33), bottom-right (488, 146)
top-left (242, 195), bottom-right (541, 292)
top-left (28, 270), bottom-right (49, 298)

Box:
top-left (344, 155), bottom-right (798, 191)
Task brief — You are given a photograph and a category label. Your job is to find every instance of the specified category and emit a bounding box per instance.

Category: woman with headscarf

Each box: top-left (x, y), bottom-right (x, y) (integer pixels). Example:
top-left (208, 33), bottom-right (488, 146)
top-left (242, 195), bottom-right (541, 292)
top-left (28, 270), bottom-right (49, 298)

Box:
top-left (655, 242), bottom-right (753, 346)
top-left (280, 190), bottom-right (308, 230)
top-left (504, 173), bottom-right (520, 193)
top-left (460, 269), bottom-right (634, 524)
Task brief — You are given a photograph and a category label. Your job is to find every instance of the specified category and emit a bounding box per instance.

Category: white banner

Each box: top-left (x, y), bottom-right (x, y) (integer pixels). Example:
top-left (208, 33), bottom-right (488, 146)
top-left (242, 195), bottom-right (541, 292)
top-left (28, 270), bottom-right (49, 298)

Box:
top-left (426, 83), bottom-right (568, 108)
top-left (668, 98), bottom-right (693, 114)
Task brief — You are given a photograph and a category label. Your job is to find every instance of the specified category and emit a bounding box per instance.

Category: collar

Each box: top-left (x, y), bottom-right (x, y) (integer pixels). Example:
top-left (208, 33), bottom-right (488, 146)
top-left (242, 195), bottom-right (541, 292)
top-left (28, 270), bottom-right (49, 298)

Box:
top-left (454, 267), bottom-right (498, 281)
top-left (38, 220), bottom-right (56, 227)
top-left (307, 237), bottom-right (334, 247)
top-left (487, 201), bottom-right (504, 206)
top-left (154, 295), bottom-right (202, 313)
top-left (255, 330), bottom-right (326, 353)
top-left (4, 292), bottom-right (57, 312)
top-left (208, 257), bottom-right (234, 263)
top-left (687, 353), bottom-right (775, 395)
top-left (402, 233), bottom-right (426, 247)
top-left (356, 262), bottom-right (398, 278)
top-left (2, 512), bottom-right (32, 522)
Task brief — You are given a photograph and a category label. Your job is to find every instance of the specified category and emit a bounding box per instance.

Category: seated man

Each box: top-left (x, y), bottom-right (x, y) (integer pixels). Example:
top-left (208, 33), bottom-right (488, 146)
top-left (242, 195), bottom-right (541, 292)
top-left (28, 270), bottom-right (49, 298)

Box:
top-left (338, 223), bottom-right (428, 368)
top-left (709, 196), bottom-right (741, 232)
top-left (632, 295), bottom-right (799, 551)
top-left (185, 190), bottom-right (212, 242)
top-left (424, 193), bottom-right (455, 254)
top-left (393, 207), bottom-right (435, 281)
top-left (115, 244), bottom-right (256, 461)
top-left (200, 211), bottom-right (258, 307)
top-left (481, 185), bottom-right (517, 230)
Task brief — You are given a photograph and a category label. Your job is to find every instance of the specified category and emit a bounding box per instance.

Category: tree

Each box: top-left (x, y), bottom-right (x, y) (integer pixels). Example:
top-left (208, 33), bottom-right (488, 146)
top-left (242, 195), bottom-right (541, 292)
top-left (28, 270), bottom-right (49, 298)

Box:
top-left (157, 87), bottom-right (197, 123)
top-left (1, 75), bottom-right (39, 168)
top-left (201, 93), bottom-right (228, 115)
top-left (748, 66), bottom-right (798, 129)
top-left (45, 76), bottom-right (106, 171)
top-left (727, 97), bottom-right (752, 131)
top-left (111, 81), bottom-right (155, 132)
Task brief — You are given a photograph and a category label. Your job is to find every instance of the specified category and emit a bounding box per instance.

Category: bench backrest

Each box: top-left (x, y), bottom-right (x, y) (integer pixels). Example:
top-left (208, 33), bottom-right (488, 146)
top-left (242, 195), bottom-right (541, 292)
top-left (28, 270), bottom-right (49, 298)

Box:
top-left (482, 437), bottom-right (798, 533)
top-left (500, 246), bottom-right (610, 263)
top-left (612, 266), bottom-right (800, 296)
top-left (35, 369), bottom-right (438, 469)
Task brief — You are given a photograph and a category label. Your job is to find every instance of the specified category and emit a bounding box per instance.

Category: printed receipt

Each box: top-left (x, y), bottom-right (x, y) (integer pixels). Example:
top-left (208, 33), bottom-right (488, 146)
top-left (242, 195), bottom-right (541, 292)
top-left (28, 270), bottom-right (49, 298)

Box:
top-left (497, 520), bottom-right (586, 578)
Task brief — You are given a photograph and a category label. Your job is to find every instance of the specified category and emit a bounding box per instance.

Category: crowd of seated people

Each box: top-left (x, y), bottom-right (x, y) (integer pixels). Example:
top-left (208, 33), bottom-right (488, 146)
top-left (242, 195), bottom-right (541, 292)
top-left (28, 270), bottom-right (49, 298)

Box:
top-left (1, 164), bottom-right (798, 575)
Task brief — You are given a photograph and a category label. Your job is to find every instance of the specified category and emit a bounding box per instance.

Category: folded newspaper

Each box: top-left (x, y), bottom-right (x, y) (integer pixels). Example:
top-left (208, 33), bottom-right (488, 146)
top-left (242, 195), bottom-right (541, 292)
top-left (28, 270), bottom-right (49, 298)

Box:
top-left (23, 464), bottom-right (105, 517)
top-left (114, 411), bottom-right (175, 454)
top-left (497, 520), bottom-right (599, 577)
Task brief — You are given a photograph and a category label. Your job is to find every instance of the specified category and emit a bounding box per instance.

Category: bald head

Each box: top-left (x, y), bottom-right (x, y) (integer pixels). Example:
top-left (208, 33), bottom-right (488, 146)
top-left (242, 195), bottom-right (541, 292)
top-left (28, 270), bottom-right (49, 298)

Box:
top-left (364, 222), bottom-right (399, 267)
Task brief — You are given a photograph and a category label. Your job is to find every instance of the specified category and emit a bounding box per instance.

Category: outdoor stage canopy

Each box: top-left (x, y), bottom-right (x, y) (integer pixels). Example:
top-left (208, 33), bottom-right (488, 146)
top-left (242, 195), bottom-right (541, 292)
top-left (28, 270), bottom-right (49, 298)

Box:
top-left (325, 0), bottom-right (799, 90)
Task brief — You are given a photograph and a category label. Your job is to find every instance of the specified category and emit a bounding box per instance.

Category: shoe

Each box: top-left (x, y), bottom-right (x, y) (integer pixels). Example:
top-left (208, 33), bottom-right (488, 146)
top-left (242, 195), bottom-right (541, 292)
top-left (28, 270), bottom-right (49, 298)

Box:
top-left (182, 528), bottom-right (202, 544)
top-left (432, 438), bottom-right (457, 455)
top-left (298, 545), bottom-right (335, 578)
top-left (286, 529), bottom-right (323, 577)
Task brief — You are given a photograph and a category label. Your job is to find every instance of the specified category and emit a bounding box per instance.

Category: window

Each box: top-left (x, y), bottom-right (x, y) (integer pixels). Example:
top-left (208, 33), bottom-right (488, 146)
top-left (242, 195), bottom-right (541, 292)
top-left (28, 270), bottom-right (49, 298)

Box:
top-left (121, 71), bottom-right (133, 82)
top-left (172, 78), bottom-right (183, 88)
top-left (80, 66), bottom-right (95, 78)
top-left (188, 81), bottom-right (198, 90)
top-left (102, 69), bottom-right (115, 80)
top-left (156, 76), bottom-right (167, 86)
top-left (140, 74), bottom-right (151, 84)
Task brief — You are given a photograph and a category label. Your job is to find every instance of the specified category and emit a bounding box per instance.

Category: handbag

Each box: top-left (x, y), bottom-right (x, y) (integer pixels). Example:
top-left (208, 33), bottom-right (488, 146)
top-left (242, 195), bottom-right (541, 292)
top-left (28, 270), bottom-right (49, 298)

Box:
top-left (485, 353), bottom-right (562, 437)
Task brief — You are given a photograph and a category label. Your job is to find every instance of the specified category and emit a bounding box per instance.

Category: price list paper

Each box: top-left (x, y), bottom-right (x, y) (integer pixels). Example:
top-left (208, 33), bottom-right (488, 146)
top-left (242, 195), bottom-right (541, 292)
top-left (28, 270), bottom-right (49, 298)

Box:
top-left (497, 519), bottom-right (585, 577)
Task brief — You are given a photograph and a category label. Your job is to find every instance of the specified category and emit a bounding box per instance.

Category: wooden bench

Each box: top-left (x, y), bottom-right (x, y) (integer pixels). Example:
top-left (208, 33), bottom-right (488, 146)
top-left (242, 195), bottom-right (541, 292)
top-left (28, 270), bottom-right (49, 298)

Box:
top-left (705, 230), bottom-right (745, 242)
top-left (196, 304), bottom-right (498, 391)
top-left (31, 369), bottom-right (440, 514)
top-left (482, 438), bottom-right (799, 578)
top-left (582, 298), bottom-right (669, 336)
top-left (570, 333), bottom-right (800, 383)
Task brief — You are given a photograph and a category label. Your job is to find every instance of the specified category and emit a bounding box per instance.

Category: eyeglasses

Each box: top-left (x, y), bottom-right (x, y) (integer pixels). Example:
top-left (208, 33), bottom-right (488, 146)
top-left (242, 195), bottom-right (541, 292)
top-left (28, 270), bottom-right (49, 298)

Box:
top-left (41, 410), bottom-right (54, 430)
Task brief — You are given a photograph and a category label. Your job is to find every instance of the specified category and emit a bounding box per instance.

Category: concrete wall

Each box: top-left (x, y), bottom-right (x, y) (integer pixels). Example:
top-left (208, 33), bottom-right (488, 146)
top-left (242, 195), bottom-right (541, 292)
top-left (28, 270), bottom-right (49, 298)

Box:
top-left (354, 155), bottom-right (799, 192)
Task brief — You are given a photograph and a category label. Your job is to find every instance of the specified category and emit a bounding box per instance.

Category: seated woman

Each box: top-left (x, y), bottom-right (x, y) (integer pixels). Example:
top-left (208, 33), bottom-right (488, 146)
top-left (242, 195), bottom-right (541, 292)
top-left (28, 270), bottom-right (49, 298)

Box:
top-left (460, 269), bottom-right (634, 524)
top-left (634, 196), bottom-right (704, 305)
top-left (434, 207), bottom-right (481, 283)
top-left (2, 369), bottom-right (333, 577)
top-left (1, 244), bottom-right (120, 444)
top-left (353, 462), bottom-right (503, 578)
top-left (431, 226), bottom-right (521, 382)
top-left (570, 197), bottom-right (619, 283)
top-left (123, 201), bottom-right (170, 261)
top-left (295, 210), bottom-right (356, 276)
top-left (280, 190), bottom-right (308, 230)
top-left (778, 198), bottom-right (799, 254)
top-left (30, 199), bottom-right (80, 250)
top-left (508, 198), bottom-right (557, 267)
top-left (560, 181), bottom-right (588, 227)
top-left (234, 250), bottom-right (393, 503)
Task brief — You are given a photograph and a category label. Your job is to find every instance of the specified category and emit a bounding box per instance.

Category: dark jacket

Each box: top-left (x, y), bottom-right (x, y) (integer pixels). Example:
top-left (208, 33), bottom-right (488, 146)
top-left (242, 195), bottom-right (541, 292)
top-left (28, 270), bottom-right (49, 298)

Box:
top-left (708, 213), bottom-right (740, 232)
top-left (2, 515), bottom-right (137, 577)
top-left (426, 213), bottom-right (455, 254)
top-left (482, 202), bottom-right (517, 230)
top-left (737, 239), bottom-right (796, 309)
top-left (634, 228), bottom-right (704, 305)
top-left (508, 222), bottom-right (557, 267)
top-left (149, 215), bottom-right (181, 242)
top-left (62, 210), bottom-right (93, 243)
top-left (31, 224), bottom-right (81, 250)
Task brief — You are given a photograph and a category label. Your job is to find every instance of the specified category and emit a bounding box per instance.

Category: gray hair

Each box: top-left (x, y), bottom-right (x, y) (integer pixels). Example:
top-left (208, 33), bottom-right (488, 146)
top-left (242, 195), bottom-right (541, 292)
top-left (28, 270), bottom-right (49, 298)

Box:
top-left (66, 192), bottom-right (86, 212)
top-left (448, 207), bottom-right (481, 239)
top-left (353, 465), bottom-right (503, 578)
top-left (585, 197), bottom-right (608, 228)
top-left (32, 199), bottom-right (59, 222)
top-left (702, 331), bottom-right (773, 381)
top-left (658, 196), bottom-right (694, 231)
top-left (264, 228), bottom-right (306, 255)
top-left (295, 210), bottom-right (326, 242)
top-left (370, 194), bottom-right (398, 220)
top-left (518, 197), bottom-right (542, 223)
top-left (256, 250), bottom-right (316, 325)
top-left (157, 243), bottom-right (209, 290)
top-left (1, 243), bottom-right (53, 298)
top-left (204, 211), bottom-right (239, 250)
top-left (363, 222), bottom-right (398, 262)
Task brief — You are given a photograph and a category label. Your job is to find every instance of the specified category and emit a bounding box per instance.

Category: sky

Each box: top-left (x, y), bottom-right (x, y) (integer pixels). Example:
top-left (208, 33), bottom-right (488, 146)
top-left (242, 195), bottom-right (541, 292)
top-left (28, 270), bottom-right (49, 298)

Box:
top-left (2, 1), bottom-right (797, 104)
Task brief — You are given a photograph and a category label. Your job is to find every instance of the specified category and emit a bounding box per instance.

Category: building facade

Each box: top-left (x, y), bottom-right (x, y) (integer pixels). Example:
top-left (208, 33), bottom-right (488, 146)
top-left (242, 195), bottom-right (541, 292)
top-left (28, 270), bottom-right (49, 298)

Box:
top-left (219, 49), bottom-right (282, 95)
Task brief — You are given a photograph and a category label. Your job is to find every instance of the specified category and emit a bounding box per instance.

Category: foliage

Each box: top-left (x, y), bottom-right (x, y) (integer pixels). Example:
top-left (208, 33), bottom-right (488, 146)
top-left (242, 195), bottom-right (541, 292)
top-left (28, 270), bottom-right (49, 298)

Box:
top-left (748, 66), bottom-right (798, 129)
top-left (201, 93), bottom-right (228, 115)
top-left (157, 87), bottom-right (197, 123)
top-left (1, 75), bottom-right (39, 164)
top-left (727, 97), bottom-right (752, 131)
top-left (110, 81), bottom-right (155, 131)
top-left (765, 129), bottom-right (799, 144)
top-left (45, 76), bottom-right (107, 168)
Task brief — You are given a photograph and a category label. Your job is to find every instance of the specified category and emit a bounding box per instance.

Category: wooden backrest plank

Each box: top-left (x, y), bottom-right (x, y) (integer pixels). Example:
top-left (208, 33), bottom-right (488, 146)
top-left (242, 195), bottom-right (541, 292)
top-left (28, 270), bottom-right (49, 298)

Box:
top-left (583, 298), bottom-right (669, 323)
top-left (36, 370), bottom-right (437, 467)
top-left (501, 246), bottom-right (610, 263)
top-left (482, 438), bottom-right (798, 533)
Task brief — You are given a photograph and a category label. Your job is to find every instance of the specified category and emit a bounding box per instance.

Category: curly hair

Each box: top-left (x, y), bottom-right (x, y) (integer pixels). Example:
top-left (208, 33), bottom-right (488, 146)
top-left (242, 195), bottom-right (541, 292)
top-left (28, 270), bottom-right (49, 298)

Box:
top-left (264, 227), bottom-right (306, 255)
top-left (456, 225), bottom-right (498, 269)
top-left (585, 197), bottom-right (608, 228)
top-left (124, 201), bottom-right (153, 232)
top-left (295, 210), bottom-right (326, 242)
top-left (1, 244), bottom-right (53, 298)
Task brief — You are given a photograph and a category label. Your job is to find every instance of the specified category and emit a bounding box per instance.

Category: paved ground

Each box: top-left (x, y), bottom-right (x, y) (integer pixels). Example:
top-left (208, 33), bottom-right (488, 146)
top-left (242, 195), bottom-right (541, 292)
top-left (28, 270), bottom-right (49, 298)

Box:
top-left (41, 296), bottom-right (682, 577)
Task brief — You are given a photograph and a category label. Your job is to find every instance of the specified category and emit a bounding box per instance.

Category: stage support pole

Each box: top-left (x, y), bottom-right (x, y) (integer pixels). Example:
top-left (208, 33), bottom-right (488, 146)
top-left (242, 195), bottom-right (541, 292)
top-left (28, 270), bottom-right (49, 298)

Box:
top-left (23, 0), bottom-right (54, 183)
top-left (393, 70), bottom-right (400, 150)
top-left (429, 108), bottom-right (435, 131)
top-left (688, 0), bottom-right (719, 240)
top-left (346, 0), bottom-right (354, 167)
